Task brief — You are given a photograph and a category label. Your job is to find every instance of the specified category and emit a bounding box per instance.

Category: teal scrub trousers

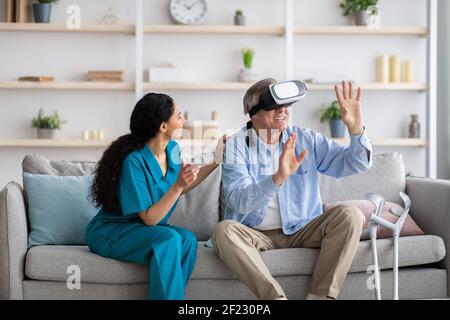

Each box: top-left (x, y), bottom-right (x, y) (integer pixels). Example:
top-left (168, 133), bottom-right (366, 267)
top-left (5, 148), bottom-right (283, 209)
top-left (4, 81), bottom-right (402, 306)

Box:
top-left (86, 221), bottom-right (198, 300)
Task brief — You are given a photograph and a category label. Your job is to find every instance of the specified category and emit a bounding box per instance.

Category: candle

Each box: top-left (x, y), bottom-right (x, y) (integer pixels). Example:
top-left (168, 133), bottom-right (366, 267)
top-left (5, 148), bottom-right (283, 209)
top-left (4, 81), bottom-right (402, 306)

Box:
top-left (389, 55), bottom-right (400, 83)
top-left (402, 60), bottom-right (413, 83)
top-left (91, 130), bottom-right (99, 140)
top-left (99, 130), bottom-right (105, 141)
top-left (377, 55), bottom-right (389, 83)
top-left (82, 130), bottom-right (90, 141)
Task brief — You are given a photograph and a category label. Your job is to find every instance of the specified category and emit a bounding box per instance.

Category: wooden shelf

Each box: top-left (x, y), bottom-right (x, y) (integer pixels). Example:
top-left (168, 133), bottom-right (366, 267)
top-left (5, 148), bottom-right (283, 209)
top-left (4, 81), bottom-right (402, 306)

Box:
top-left (294, 26), bottom-right (428, 36)
top-left (0, 24), bottom-right (427, 37)
top-left (0, 81), bottom-right (134, 91)
top-left (144, 81), bottom-right (427, 92)
top-left (306, 82), bottom-right (428, 92)
top-left (0, 139), bottom-right (110, 147)
top-left (0, 81), bottom-right (427, 92)
top-left (334, 138), bottom-right (428, 147)
top-left (0, 139), bottom-right (218, 148)
top-left (0, 138), bottom-right (427, 148)
top-left (143, 25), bottom-right (284, 35)
top-left (0, 23), bottom-right (135, 34)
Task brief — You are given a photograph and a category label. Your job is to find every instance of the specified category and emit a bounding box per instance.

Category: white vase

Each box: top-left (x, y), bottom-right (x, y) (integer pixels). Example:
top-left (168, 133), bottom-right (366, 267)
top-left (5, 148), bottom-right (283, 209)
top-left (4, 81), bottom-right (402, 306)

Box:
top-left (237, 68), bottom-right (257, 83)
top-left (37, 128), bottom-right (57, 139)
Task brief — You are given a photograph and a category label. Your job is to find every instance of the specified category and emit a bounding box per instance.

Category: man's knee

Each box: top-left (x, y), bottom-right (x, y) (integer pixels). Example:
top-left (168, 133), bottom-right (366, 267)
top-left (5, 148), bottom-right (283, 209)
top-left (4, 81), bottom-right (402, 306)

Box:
top-left (335, 204), bottom-right (365, 229)
top-left (212, 220), bottom-right (243, 246)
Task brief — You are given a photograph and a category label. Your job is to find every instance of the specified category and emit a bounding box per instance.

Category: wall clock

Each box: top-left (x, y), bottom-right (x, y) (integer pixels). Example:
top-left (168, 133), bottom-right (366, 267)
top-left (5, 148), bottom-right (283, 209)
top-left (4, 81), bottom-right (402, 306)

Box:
top-left (169, 0), bottom-right (208, 25)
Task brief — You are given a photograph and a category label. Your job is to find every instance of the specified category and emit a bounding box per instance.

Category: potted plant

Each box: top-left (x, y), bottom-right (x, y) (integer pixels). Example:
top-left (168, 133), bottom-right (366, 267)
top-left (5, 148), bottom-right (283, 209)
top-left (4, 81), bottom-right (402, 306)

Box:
top-left (237, 48), bottom-right (257, 82)
top-left (319, 101), bottom-right (346, 138)
top-left (234, 10), bottom-right (246, 26)
top-left (33, 0), bottom-right (58, 23)
top-left (32, 108), bottom-right (67, 139)
top-left (340, 0), bottom-right (378, 26)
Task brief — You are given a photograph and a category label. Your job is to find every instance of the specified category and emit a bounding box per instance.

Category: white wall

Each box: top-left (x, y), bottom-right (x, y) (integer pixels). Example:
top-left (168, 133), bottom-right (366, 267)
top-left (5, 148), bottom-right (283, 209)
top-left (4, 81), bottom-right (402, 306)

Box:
top-left (0, 0), bottom-right (432, 187)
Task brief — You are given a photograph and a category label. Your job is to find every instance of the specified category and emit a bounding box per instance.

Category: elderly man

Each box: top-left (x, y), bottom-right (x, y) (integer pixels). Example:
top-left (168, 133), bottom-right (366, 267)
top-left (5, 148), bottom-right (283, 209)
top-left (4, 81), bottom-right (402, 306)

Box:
top-left (213, 79), bottom-right (373, 300)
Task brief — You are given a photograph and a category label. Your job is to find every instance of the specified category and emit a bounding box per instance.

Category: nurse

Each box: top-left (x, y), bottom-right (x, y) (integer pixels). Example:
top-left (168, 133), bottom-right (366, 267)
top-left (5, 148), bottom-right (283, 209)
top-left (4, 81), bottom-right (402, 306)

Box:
top-left (86, 92), bottom-right (225, 300)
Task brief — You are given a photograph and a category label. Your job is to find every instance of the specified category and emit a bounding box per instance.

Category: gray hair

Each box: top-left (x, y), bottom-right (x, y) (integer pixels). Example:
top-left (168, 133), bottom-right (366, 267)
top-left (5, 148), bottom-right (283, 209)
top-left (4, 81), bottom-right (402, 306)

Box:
top-left (243, 78), bottom-right (277, 115)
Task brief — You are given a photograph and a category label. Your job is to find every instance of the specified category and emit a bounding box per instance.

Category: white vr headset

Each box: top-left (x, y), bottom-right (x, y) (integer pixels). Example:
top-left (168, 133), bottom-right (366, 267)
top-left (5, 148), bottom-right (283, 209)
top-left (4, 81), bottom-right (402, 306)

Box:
top-left (248, 80), bottom-right (308, 117)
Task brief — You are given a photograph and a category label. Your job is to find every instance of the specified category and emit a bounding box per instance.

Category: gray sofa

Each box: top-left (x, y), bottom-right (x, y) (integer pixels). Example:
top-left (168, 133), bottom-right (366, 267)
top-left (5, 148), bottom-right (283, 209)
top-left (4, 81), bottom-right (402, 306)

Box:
top-left (0, 152), bottom-right (449, 300)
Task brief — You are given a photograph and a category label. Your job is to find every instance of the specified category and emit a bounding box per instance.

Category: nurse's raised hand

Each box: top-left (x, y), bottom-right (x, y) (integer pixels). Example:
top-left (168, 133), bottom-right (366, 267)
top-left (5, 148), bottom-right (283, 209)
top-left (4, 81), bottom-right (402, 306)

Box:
top-left (214, 134), bottom-right (229, 164)
top-left (174, 162), bottom-right (200, 192)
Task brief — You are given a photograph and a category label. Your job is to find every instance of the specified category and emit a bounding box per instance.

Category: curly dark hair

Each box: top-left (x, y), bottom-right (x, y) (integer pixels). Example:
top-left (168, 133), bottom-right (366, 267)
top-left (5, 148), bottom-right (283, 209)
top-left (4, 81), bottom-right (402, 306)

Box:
top-left (90, 92), bottom-right (175, 212)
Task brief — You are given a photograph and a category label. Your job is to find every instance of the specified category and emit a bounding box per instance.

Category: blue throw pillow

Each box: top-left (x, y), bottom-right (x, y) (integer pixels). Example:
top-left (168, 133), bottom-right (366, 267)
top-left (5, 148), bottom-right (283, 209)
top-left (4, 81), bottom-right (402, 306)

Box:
top-left (23, 173), bottom-right (99, 247)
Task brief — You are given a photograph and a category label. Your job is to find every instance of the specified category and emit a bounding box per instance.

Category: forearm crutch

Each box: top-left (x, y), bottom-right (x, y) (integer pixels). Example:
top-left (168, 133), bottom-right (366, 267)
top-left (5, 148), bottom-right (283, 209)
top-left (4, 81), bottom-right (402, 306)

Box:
top-left (366, 192), bottom-right (411, 300)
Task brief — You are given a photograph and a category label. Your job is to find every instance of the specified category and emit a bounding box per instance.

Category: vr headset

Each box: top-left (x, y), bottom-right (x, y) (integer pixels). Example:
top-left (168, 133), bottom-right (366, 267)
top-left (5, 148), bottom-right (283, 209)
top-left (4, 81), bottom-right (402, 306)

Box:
top-left (248, 80), bottom-right (308, 117)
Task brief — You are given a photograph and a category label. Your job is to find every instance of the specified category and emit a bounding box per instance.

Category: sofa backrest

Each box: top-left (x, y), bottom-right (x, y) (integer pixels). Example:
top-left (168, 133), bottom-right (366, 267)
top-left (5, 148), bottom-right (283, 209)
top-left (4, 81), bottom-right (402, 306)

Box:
top-left (319, 152), bottom-right (406, 205)
top-left (21, 151), bottom-right (405, 242)
top-left (23, 155), bottom-right (96, 176)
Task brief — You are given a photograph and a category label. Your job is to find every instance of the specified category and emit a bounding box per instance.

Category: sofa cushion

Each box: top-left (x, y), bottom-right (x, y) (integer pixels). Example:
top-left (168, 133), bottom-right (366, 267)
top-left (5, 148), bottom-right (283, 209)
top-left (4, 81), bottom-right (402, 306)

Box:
top-left (169, 166), bottom-right (221, 241)
top-left (319, 152), bottom-right (406, 205)
top-left (25, 235), bottom-right (445, 283)
top-left (22, 154), bottom-right (96, 176)
top-left (23, 173), bottom-right (98, 247)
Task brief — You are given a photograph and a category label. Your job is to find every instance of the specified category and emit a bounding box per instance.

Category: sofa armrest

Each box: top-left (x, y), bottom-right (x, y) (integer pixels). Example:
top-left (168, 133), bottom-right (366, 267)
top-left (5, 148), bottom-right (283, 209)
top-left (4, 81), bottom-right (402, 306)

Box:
top-left (406, 176), bottom-right (450, 297)
top-left (0, 182), bottom-right (28, 300)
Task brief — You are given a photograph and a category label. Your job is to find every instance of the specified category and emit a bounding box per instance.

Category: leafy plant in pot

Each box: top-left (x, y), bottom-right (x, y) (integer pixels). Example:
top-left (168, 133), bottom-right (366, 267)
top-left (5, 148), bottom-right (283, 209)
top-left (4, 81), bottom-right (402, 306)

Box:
top-left (319, 101), bottom-right (346, 138)
top-left (32, 108), bottom-right (67, 139)
top-left (340, 0), bottom-right (378, 26)
top-left (237, 48), bottom-right (257, 82)
top-left (33, 0), bottom-right (58, 23)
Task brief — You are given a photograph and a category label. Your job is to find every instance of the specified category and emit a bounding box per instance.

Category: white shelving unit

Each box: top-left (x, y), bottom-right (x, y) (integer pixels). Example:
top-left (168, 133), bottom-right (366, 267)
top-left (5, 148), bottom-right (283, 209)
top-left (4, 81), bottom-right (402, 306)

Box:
top-left (0, 0), bottom-right (437, 177)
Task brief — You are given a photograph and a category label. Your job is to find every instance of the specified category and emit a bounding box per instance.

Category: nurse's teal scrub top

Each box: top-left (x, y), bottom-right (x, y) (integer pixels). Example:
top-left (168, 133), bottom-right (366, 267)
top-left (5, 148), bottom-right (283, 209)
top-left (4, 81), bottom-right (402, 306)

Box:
top-left (90, 140), bottom-right (182, 224)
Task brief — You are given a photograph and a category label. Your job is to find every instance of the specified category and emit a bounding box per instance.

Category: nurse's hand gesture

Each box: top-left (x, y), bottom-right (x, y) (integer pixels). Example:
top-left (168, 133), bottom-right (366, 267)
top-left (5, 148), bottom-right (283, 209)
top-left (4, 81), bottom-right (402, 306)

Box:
top-left (214, 135), bottom-right (228, 164)
top-left (174, 163), bottom-right (200, 192)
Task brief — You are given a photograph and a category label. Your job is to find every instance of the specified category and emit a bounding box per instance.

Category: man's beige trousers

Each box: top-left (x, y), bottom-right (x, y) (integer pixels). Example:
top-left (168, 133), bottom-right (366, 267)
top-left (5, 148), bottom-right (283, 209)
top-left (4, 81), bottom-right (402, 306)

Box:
top-left (212, 204), bottom-right (365, 299)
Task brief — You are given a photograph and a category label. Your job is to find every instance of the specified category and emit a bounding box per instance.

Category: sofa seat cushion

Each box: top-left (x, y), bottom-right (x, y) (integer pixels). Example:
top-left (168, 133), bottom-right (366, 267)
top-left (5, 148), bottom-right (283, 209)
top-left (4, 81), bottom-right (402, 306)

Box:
top-left (25, 236), bottom-right (445, 283)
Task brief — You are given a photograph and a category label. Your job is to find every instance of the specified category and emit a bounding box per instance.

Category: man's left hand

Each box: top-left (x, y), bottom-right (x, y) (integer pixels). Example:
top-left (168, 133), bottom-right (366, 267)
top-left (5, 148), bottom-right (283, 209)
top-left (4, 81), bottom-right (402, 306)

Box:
top-left (334, 81), bottom-right (364, 135)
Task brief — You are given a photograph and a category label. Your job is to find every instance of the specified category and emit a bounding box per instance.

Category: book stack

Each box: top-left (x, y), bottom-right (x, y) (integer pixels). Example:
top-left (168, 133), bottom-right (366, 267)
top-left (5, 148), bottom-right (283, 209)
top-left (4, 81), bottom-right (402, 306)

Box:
top-left (88, 71), bottom-right (123, 82)
top-left (18, 76), bottom-right (54, 82)
top-left (5, 0), bottom-right (33, 23)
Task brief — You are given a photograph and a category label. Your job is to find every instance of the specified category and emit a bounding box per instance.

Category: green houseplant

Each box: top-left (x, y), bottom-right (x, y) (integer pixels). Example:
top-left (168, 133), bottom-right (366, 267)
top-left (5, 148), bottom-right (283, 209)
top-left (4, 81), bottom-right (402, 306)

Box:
top-left (241, 48), bottom-right (254, 69)
top-left (340, 0), bottom-right (378, 26)
top-left (33, 0), bottom-right (59, 23)
top-left (319, 101), bottom-right (345, 138)
top-left (32, 108), bottom-right (67, 139)
top-left (238, 48), bottom-right (257, 82)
